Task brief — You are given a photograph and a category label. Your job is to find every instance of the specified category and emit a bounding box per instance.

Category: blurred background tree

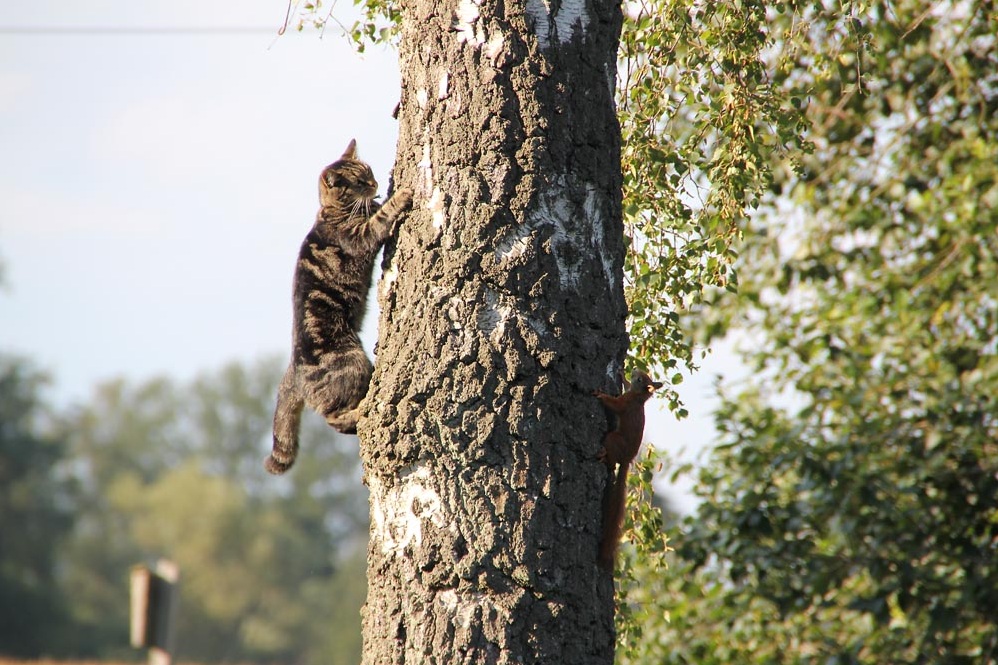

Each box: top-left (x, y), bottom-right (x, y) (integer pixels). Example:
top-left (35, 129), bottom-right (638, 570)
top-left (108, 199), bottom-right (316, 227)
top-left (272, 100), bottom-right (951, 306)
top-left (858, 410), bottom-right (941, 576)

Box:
top-left (60, 358), bottom-right (368, 664)
top-left (0, 356), bottom-right (367, 663)
top-left (0, 356), bottom-right (76, 657)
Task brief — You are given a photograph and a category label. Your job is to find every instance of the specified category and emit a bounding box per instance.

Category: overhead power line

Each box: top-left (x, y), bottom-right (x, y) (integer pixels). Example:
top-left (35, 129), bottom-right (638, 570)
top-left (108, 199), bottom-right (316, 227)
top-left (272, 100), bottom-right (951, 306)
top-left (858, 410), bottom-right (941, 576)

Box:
top-left (0, 26), bottom-right (278, 35)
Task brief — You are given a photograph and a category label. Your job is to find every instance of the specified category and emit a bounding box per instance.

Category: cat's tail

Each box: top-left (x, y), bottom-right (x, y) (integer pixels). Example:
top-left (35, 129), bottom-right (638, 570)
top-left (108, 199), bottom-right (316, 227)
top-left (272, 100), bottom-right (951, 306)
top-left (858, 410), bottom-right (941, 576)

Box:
top-left (266, 365), bottom-right (305, 475)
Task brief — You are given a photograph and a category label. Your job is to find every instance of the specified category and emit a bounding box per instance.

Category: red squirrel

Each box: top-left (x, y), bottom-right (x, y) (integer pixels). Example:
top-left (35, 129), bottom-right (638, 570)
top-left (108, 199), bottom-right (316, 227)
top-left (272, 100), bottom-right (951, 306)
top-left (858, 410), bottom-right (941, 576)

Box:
top-left (593, 369), bottom-right (662, 571)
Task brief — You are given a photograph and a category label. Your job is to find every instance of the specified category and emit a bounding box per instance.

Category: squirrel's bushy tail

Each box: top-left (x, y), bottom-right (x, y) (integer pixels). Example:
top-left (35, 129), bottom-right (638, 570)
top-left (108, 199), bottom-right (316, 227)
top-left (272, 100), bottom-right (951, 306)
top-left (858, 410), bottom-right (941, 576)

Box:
top-left (266, 365), bottom-right (304, 475)
top-left (598, 461), bottom-right (630, 571)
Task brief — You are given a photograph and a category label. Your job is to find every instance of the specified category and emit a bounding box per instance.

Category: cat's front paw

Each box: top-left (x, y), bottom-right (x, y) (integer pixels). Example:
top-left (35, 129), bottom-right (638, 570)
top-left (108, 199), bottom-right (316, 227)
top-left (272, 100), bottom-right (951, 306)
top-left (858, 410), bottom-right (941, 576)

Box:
top-left (393, 187), bottom-right (414, 209)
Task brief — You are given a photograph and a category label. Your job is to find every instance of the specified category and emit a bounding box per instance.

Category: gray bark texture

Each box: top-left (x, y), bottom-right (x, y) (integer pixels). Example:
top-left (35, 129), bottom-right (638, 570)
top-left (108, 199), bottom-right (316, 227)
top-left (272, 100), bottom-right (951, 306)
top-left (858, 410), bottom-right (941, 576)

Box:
top-left (357, 1), bottom-right (627, 662)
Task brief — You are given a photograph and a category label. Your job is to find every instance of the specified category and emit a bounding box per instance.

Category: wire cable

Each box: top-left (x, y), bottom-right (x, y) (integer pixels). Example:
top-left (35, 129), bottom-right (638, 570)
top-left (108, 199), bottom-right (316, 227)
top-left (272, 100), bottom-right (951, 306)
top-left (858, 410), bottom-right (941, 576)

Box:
top-left (0, 26), bottom-right (277, 35)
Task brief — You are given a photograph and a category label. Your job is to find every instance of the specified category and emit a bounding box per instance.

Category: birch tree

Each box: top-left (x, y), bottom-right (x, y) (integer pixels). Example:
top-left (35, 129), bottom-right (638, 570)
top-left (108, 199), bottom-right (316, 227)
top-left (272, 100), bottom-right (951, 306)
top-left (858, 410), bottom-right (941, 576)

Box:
top-left (354, 1), bottom-right (628, 662)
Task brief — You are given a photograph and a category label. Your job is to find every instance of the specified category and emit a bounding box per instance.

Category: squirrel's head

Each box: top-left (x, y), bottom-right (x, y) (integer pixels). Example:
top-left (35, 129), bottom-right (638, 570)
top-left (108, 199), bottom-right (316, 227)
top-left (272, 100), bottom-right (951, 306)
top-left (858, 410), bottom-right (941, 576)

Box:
top-left (628, 370), bottom-right (663, 396)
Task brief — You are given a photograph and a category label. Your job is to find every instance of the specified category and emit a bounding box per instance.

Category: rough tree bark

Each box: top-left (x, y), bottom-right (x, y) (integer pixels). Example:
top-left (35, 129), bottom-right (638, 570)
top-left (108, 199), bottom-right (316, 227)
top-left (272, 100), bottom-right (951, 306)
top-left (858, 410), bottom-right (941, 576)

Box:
top-left (358, 1), bottom-right (626, 662)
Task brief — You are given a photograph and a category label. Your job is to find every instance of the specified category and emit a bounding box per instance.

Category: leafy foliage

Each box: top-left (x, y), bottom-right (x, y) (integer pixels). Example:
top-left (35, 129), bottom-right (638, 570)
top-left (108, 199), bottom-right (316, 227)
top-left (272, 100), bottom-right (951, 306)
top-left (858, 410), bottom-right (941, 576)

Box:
top-left (622, 1), bottom-right (998, 662)
top-left (612, 445), bottom-right (677, 663)
top-left (617, 0), bottom-right (811, 409)
top-left (281, 0), bottom-right (400, 51)
top-left (613, 0), bottom-right (817, 653)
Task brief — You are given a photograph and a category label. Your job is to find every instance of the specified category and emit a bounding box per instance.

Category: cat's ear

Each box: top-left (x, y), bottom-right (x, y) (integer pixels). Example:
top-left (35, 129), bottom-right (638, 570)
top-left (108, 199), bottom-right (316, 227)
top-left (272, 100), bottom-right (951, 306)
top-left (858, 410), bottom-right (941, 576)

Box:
top-left (341, 139), bottom-right (358, 160)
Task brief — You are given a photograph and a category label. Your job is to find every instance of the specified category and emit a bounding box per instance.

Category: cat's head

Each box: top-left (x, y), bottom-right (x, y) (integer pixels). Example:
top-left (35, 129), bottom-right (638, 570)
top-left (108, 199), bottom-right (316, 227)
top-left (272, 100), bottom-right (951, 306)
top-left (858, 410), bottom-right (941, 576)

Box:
top-left (318, 139), bottom-right (378, 208)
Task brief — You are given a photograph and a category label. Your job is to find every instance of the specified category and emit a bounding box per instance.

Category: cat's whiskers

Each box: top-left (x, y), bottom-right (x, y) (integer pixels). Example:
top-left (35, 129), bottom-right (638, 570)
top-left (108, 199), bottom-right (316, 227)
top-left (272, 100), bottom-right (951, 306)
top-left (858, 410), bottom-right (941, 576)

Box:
top-left (349, 198), bottom-right (364, 219)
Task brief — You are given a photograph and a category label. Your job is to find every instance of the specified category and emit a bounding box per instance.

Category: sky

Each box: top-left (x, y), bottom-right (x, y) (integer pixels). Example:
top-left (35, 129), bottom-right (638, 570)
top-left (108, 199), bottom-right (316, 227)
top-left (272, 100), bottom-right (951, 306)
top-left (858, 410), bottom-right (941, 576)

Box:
top-left (0, 1), bottom-right (739, 512)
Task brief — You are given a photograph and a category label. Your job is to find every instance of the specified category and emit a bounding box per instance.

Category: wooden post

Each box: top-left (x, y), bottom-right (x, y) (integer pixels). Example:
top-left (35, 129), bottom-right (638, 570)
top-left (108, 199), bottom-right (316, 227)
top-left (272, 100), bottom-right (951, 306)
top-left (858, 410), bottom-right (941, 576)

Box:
top-left (130, 559), bottom-right (180, 665)
top-left (129, 565), bottom-right (152, 648)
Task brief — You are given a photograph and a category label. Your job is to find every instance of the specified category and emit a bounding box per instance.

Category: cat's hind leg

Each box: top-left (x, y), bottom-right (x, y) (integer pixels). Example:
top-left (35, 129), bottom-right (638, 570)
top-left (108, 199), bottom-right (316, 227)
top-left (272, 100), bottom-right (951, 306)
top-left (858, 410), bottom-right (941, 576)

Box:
top-left (304, 346), bottom-right (373, 435)
top-left (326, 408), bottom-right (362, 435)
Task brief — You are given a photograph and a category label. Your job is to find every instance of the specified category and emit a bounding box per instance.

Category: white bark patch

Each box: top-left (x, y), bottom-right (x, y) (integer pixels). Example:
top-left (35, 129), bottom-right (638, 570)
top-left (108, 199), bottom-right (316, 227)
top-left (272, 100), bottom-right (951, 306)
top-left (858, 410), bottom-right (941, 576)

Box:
top-left (585, 184), bottom-right (615, 293)
top-left (484, 31), bottom-right (504, 62)
top-left (605, 359), bottom-right (620, 383)
top-left (525, 0), bottom-right (590, 47)
top-left (476, 287), bottom-right (513, 343)
top-left (417, 138), bottom-right (432, 192)
top-left (438, 589), bottom-right (489, 630)
top-left (535, 185), bottom-right (582, 287)
top-left (415, 88), bottom-right (429, 110)
top-left (525, 0), bottom-right (551, 46)
top-left (604, 61), bottom-right (615, 99)
top-left (526, 311), bottom-right (551, 341)
top-left (454, 0), bottom-right (485, 46)
top-left (370, 463), bottom-right (445, 556)
top-left (513, 177), bottom-right (612, 289)
top-left (437, 71), bottom-right (450, 100)
top-left (547, 219), bottom-right (579, 286)
top-left (379, 261), bottom-right (399, 300)
top-left (477, 287), bottom-right (551, 356)
top-left (494, 223), bottom-right (533, 264)
top-left (417, 132), bottom-right (445, 239)
top-left (447, 295), bottom-right (466, 331)
top-left (428, 186), bottom-right (446, 230)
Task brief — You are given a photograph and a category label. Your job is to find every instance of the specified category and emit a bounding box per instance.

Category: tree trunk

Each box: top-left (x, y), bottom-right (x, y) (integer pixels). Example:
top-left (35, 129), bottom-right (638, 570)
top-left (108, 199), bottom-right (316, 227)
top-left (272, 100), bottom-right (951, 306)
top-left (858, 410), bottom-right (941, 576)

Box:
top-left (358, 1), bottom-right (626, 662)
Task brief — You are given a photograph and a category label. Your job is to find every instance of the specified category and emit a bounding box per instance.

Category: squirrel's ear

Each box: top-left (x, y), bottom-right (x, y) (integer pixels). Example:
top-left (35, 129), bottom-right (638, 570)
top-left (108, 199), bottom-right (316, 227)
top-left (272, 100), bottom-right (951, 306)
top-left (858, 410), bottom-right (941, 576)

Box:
top-left (620, 369), bottom-right (631, 391)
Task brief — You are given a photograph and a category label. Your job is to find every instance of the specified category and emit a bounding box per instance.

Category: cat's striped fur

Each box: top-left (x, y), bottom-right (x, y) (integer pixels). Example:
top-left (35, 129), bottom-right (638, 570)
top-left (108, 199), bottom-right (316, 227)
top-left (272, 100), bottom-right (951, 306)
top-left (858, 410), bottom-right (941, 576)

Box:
top-left (265, 140), bottom-right (412, 475)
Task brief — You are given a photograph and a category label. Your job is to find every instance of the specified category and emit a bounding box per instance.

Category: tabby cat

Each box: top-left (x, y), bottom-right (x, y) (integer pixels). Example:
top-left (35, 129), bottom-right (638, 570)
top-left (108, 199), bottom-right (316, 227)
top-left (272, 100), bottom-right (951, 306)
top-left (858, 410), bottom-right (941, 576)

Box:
top-left (265, 139), bottom-right (413, 475)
